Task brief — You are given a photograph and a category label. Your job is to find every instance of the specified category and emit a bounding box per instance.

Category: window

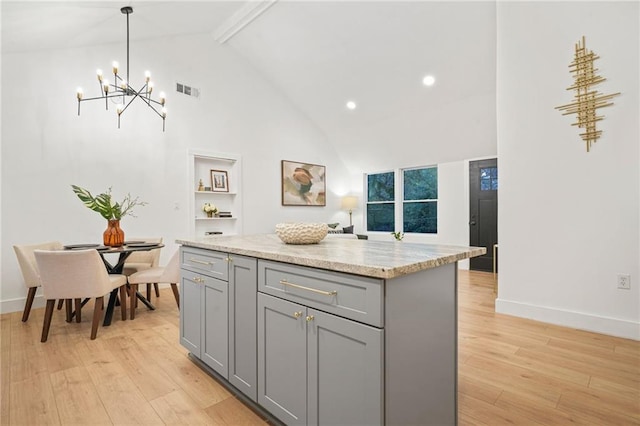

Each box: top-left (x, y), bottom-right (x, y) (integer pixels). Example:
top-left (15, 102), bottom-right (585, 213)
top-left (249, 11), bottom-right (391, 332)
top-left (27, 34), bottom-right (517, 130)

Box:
top-left (403, 167), bottom-right (437, 234)
top-left (480, 167), bottom-right (498, 191)
top-left (366, 166), bottom-right (438, 234)
top-left (366, 172), bottom-right (395, 232)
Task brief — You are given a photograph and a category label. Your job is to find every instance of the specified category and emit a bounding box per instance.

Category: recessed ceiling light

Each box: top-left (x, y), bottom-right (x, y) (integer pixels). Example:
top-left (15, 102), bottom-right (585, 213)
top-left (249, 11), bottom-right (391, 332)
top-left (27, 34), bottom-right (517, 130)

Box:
top-left (422, 75), bottom-right (436, 86)
top-left (346, 101), bottom-right (357, 110)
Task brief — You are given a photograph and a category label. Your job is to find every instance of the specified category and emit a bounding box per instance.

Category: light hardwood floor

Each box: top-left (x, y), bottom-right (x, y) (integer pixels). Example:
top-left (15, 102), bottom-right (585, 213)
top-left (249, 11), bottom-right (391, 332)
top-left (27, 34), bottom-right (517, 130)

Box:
top-left (1, 270), bottom-right (638, 425)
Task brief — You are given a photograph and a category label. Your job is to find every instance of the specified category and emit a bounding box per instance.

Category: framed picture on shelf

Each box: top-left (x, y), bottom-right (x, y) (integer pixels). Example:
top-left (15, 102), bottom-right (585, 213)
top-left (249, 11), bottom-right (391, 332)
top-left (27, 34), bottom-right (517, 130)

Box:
top-left (281, 160), bottom-right (326, 206)
top-left (210, 169), bottom-right (229, 192)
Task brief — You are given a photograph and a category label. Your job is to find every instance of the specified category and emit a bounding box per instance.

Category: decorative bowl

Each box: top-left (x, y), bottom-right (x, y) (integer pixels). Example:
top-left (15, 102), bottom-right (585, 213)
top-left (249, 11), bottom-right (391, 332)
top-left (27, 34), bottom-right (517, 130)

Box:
top-left (275, 223), bottom-right (328, 245)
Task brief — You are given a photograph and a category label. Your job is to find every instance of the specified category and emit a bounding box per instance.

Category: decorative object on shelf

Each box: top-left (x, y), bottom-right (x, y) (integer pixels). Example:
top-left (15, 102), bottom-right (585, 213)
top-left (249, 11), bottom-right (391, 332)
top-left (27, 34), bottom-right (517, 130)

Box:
top-left (275, 223), bottom-right (328, 244)
top-left (341, 196), bottom-right (358, 226)
top-left (198, 179), bottom-right (205, 191)
top-left (71, 185), bottom-right (147, 247)
top-left (75, 6), bottom-right (167, 131)
top-left (210, 169), bottom-right (229, 192)
top-left (281, 160), bottom-right (326, 206)
top-left (203, 203), bottom-right (218, 218)
top-left (555, 36), bottom-right (620, 152)
top-left (204, 186), bottom-right (212, 191)
top-left (391, 231), bottom-right (404, 241)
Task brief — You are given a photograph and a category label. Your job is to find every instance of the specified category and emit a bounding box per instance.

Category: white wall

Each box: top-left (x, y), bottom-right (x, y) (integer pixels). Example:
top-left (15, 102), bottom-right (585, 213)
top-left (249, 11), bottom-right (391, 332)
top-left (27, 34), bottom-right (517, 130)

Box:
top-left (0, 33), bottom-right (354, 313)
top-left (496, 2), bottom-right (639, 339)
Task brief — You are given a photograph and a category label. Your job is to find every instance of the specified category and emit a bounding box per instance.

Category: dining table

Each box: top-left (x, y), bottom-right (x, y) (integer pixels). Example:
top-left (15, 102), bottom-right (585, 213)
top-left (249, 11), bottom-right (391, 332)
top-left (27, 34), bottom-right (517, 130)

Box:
top-left (63, 241), bottom-right (165, 326)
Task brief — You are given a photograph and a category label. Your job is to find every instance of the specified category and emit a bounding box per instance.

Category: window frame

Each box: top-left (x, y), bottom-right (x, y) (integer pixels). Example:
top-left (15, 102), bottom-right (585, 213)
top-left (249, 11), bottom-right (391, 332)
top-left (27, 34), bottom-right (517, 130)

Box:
top-left (365, 165), bottom-right (438, 235)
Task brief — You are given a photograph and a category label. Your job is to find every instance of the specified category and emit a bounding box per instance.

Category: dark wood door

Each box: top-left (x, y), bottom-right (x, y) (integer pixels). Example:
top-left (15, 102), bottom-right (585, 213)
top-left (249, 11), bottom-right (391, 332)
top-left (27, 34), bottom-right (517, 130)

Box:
top-left (469, 159), bottom-right (498, 272)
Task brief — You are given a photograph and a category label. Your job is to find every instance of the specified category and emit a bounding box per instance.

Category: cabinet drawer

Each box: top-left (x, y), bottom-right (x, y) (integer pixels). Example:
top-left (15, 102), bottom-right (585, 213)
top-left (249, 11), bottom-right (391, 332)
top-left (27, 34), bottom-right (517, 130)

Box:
top-left (258, 260), bottom-right (383, 327)
top-left (181, 247), bottom-right (229, 281)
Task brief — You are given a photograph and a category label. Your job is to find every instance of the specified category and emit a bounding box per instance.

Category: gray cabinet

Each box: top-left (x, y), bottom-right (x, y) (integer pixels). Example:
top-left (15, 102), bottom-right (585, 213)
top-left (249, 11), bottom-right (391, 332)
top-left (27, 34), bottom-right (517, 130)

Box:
top-left (201, 275), bottom-right (228, 376)
top-left (258, 292), bottom-right (383, 426)
top-left (179, 247), bottom-right (257, 400)
top-left (179, 273), bottom-right (202, 354)
top-left (180, 243), bottom-right (458, 425)
top-left (228, 254), bottom-right (258, 401)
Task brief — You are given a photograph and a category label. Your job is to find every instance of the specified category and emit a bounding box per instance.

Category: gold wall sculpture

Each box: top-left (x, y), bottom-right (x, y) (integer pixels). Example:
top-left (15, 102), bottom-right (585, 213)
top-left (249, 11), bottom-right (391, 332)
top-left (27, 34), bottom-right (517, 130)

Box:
top-left (555, 36), bottom-right (620, 152)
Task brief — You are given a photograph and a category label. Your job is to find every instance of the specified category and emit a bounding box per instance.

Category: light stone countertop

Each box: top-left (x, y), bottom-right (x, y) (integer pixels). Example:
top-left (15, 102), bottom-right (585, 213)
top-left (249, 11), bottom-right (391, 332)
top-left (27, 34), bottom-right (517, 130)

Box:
top-left (176, 234), bottom-right (486, 279)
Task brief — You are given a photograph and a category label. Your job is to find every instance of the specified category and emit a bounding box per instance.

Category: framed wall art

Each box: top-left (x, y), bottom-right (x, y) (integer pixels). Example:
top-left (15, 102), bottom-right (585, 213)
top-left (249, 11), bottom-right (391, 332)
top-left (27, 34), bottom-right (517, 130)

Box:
top-left (281, 160), bottom-right (326, 206)
top-left (210, 169), bottom-right (229, 192)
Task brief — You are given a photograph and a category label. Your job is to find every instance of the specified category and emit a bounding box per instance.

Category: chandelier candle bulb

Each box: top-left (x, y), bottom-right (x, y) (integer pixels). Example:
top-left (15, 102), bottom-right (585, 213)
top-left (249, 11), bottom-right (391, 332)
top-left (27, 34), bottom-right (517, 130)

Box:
top-left (96, 69), bottom-right (103, 82)
top-left (160, 92), bottom-right (166, 106)
top-left (148, 81), bottom-right (154, 94)
top-left (145, 71), bottom-right (151, 82)
top-left (112, 61), bottom-right (119, 75)
top-left (103, 80), bottom-right (109, 94)
top-left (76, 88), bottom-right (83, 100)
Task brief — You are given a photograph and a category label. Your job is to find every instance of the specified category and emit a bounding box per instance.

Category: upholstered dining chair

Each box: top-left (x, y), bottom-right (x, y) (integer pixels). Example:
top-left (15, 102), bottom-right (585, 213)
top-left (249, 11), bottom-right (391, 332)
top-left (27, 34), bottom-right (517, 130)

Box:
top-left (127, 250), bottom-right (180, 320)
top-left (122, 237), bottom-right (163, 301)
top-left (34, 249), bottom-right (128, 342)
top-left (13, 241), bottom-right (63, 322)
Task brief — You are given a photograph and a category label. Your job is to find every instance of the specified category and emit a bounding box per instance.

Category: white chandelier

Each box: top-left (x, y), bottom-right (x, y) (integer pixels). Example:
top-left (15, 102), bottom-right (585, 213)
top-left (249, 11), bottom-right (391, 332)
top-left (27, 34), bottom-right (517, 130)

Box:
top-left (76, 6), bottom-right (167, 131)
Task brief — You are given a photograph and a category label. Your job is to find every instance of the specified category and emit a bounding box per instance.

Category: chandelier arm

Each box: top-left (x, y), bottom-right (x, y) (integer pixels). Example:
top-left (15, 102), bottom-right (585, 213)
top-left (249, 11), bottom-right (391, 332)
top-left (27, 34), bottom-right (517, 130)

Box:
top-left (118, 91), bottom-right (140, 116)
top-left (145, 102), bottom-right (166, 119)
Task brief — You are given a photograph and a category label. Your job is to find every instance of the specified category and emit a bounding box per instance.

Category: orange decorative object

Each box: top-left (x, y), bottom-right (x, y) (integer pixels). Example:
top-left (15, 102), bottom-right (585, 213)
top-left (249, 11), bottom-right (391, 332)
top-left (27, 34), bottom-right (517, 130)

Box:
top-left (103, 220), bottom-right (125, 247)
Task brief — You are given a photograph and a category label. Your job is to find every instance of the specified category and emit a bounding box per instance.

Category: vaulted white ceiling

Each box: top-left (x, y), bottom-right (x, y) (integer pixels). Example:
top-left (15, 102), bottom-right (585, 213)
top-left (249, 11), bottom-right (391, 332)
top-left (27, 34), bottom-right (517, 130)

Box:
top-left (2, 1), bottom-right (497, 165)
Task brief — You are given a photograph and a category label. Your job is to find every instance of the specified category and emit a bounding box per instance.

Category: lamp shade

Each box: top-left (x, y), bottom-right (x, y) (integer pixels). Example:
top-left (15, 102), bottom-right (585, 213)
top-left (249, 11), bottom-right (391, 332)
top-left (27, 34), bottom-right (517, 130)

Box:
top-left (341, 196), bottom-right (359, 210)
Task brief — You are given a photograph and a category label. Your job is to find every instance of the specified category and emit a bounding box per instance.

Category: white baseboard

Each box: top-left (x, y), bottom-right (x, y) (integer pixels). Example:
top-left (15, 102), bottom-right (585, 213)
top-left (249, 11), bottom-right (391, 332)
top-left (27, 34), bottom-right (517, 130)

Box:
top-left (0, 295), bottom-right (45, 315)
top-left (0, 283), bottom-right (173, 315)
top-left (496, 298), bottom-right (640, 341)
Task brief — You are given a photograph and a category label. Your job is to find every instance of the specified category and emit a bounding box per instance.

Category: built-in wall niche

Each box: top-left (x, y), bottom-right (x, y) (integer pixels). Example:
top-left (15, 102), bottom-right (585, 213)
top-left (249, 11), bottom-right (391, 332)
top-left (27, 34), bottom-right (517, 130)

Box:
top-left (188, 150), bottom-right (243, 238)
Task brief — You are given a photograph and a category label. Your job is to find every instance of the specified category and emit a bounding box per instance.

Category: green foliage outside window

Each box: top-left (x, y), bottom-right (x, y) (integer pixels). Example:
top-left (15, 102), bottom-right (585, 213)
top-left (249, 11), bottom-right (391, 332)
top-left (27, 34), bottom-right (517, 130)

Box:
top-left (367, 172), bottom-right (395, 232)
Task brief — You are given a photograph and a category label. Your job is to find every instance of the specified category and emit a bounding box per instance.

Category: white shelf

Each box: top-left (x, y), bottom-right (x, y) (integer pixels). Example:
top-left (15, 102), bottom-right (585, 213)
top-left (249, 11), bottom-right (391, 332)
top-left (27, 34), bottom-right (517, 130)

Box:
top-left (189, 149), bottom-right (243, 239)
top-left (195, 191), bottom-right (237, 195)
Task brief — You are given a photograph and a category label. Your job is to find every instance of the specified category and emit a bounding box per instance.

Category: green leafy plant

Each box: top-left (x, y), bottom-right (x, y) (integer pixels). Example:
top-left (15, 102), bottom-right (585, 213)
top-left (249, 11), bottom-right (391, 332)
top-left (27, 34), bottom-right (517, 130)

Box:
top-left (391, 231), bottom-right (404, 241)
top-left (71, 185), bottom-right (147, 220)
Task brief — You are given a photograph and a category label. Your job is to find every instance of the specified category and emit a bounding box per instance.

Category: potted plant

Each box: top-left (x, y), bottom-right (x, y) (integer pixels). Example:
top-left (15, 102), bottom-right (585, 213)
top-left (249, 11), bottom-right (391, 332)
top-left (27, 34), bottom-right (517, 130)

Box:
top-left (71, 185), bottom-right (147, 247)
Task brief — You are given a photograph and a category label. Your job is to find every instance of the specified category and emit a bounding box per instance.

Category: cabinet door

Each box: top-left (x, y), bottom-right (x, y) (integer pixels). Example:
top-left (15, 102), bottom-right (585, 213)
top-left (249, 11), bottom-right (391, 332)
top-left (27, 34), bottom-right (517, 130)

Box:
top-left (201, 276), bottom-right (229, 378)
top-left (258, 293), bottom-right (307, 425)
top-left (307, 309), bottom-right (384, 426)
top-left (229, 255), bottom-right (258, 401)
top-left (180, 273), bottom-right (202, 356)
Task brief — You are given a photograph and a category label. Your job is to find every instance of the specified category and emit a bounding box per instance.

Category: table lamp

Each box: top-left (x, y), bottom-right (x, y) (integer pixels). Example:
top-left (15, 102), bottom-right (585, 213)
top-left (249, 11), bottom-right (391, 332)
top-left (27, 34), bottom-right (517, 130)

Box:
top-left (341, 196), bottom-right (359, 226)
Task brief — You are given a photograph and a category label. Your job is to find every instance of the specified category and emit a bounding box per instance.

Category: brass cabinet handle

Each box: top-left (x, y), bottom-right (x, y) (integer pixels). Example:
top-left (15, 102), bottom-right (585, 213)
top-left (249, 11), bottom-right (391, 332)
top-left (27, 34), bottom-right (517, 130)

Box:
top-left (193, 276), bottom-right (204, 283)
top-left (293, 311), bottom-right (303, 318)
top-left (226, 257), bottom-right (233, 262)
top-left (306, 315), bottom-right (314, 322)
top-left (190, 258), bottom-right (213, 266)
top-left (279, 279), bottom-right (337, 297)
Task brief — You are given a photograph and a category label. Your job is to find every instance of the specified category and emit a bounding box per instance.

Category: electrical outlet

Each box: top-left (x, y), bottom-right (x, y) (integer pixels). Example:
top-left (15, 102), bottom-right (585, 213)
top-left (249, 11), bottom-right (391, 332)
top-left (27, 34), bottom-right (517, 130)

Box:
top-left (617, 274), bottom-right (631, 290)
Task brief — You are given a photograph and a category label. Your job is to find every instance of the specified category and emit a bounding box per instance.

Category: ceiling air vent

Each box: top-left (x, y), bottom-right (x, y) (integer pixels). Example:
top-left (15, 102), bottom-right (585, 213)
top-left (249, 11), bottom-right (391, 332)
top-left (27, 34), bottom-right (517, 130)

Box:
top-left (176, 82), bottom-right (200, 98)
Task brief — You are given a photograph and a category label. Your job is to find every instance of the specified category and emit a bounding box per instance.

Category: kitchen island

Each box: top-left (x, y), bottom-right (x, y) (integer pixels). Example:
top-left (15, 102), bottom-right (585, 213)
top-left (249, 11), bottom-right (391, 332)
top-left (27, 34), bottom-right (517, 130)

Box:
top-left (177, 234), bottom-right (485, 426)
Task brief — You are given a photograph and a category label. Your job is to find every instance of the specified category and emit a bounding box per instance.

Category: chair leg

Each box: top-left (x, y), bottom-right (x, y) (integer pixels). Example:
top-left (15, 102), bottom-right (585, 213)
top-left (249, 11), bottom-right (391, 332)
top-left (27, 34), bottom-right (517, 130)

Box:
top-left (146, 283), bottom-right (151, 302)
top-left (22, 287), bottom-right (38, 322)
top-left (154, 283), bottom-right (160, 297)
top-left (65, 299), bottom-right (73, 322)
top-left (75, 298), bottom-right (82, 323)
top-left (91, 297), bottom-right (104, 340)
top-left (170, 283), bottom-right (180, 309)
top-left (57, 299), bottom-right (64, 310)
top-left (130, 284), bottom-right (138, 320)
top-left (119, 286), bottom-right (127, 321)
top-left (41, 299), bottom-right (56, 342)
